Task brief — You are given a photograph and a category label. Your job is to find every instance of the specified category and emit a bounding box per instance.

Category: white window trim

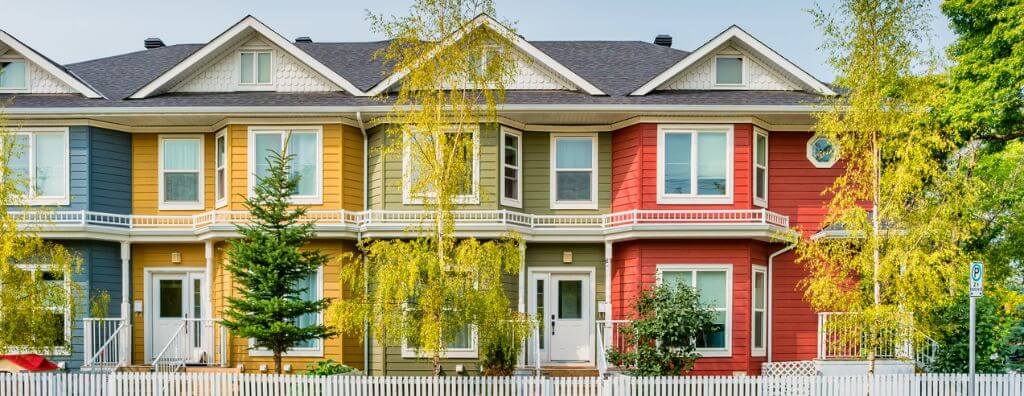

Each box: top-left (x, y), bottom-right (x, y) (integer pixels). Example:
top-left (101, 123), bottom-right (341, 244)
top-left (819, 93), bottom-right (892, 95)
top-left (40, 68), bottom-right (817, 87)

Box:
top-left (0, 56), bottom-right (29, 92)
top-left (10, 264), bottom-right (72, 356)
top-left (656, 124), bottom-right (734, 205)
top-left (401, 127), bottom-right (481, 205)
top-left (158, 134), bottom-right (205, 211)
top-left (400, 324), bottom-right (479, 359)
top-left (655, 263), bottom-right (733, 357)
top-left (751, 264), bottom-right (767, 357)
top-left (237, 49), bottom-right (274, 88)
top-left (550, 133), bottom-right (599, 210)
top-left (500, 126), bottom-right (523, 208)
top-left (6, 127), bottom-right (70, 206)
top-left (807, 135), bottom-right (839, 168)
top-left (249, 266), bottom-right (325, 357)
top-left (753, 128), bottom-right (769, 208)
top-left (214, 128), bottom-right (229, 209)
top-left (714, 55), bottom-right (746, 87)
top-left (246, 126), bottom-right (324, 205)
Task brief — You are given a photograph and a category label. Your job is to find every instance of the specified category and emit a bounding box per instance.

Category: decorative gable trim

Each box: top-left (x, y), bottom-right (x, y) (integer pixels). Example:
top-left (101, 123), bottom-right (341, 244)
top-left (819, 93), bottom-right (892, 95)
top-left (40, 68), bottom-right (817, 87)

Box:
top-left (170, 37), bottom-right (339, 93)
top-left (128, 15), bottom-right (364, 99)
top-left (630, 25), bottom-right (836, 96)
top-left (660, 45), bottom-right (799, 91)
top-left (365, 14), bottom-right (605, 96)
top-left (0, 30), bottom-right (103, 98)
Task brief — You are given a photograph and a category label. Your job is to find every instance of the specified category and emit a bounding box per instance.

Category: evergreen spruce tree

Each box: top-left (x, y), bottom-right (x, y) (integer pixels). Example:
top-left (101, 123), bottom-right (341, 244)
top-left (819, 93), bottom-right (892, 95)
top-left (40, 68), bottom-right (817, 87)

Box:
top-left (222, 144), bottom-right (333, 374)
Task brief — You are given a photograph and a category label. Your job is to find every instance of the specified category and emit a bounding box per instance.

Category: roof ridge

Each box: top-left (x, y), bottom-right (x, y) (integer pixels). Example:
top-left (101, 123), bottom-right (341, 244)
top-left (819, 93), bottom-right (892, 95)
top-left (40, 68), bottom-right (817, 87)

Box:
top-left (65, 43), bottom-right (202, 67)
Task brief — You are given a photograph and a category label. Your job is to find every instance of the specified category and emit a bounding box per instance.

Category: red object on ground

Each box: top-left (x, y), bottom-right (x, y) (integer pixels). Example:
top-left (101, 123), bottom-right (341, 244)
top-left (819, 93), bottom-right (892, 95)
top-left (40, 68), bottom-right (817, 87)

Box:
top-left (0, 354), bottom-right (60, 372)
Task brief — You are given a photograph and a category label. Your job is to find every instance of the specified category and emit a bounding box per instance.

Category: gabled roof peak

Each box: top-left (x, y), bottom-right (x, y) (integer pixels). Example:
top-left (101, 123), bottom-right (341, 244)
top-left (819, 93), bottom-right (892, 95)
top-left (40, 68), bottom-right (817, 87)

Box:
top-left (0, 29), bottom-right (103, 98)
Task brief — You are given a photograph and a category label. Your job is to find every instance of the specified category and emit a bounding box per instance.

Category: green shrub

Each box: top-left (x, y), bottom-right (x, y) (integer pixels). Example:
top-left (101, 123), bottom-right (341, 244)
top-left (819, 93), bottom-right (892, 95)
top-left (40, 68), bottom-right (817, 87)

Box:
top-left (605, 283), bottom-right (716, 376)
top-left (479, 314), bottom-right (532, 376)
top-left (306, 359), bottom-right (357, 376)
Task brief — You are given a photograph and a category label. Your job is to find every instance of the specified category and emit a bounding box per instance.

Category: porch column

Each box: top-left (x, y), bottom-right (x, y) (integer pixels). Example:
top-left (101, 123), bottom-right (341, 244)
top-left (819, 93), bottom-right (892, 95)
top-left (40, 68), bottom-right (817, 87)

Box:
top-left (603, 242), bottom-right (612, 321)
top-left (204, 240), bottom-right (214, 319)
top-left (120, 242), bottom-right (130, 319)
top-left (517, 242), bottom-right (527, 313)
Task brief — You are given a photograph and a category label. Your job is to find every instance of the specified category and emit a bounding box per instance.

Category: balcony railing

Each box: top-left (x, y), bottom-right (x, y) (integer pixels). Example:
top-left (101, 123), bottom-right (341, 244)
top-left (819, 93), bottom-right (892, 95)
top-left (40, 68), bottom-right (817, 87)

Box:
top-left (12, 208), bottom-right (789, 232)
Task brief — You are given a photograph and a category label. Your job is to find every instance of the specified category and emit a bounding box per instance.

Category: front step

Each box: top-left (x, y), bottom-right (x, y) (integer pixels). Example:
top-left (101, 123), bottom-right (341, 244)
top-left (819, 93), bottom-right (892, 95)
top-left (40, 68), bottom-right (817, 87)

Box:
top-left (117, 365), bottom-right (155, 372)
top-left (183, 366), bottom-right (241, 374)
top-left (541, 366), bottom-right (600, 377)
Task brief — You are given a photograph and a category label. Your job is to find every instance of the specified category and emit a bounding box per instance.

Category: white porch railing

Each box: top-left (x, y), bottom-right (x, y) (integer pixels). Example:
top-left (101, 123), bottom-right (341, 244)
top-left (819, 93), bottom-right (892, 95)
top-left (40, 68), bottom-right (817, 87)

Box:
top-left (82, 317), bottom-right (130, 372)
top-left (151, 319), bottom-right (227, 372)
top-left (517, 324), bottom-right (543, 375)
top-left (817, 312), bottom-right (938, 368)
top-left (596, 319), bottom-right (633, 376)
top-left (11, 208), bottom-right (789, 232)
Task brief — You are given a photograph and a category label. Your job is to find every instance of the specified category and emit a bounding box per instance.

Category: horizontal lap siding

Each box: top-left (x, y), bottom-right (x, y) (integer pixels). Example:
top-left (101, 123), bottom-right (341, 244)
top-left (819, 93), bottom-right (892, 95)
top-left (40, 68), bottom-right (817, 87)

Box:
top-left (611, 123), bottom-right (754, 211)
top-left (766, 131), bottom-right (841, 362)
top-left (611, 239), bottom-right (760, 375)
top-left (132, 134), bottom-right (216, 215)
top-left (367, 124), bottom-right (500, 211)
top-left (88, 127), bottom-right (132, 214)
top-left (523, 132), bottom-right (611, 214)
top-left (68, 127), bottom-right (89, 210)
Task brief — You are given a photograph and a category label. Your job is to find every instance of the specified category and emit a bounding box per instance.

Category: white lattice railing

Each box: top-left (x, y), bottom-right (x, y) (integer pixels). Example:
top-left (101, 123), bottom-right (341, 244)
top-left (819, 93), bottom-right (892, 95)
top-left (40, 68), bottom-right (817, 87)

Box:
top-left (82, 317), bottom-right (130, 372)
top-left (12, 208), bottom-right (789, 232)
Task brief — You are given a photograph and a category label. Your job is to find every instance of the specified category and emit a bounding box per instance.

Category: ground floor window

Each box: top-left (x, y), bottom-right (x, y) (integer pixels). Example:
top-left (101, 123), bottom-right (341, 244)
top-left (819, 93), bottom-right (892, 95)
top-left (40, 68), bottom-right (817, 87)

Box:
top-left (656, 264), bottom-right (732, 356)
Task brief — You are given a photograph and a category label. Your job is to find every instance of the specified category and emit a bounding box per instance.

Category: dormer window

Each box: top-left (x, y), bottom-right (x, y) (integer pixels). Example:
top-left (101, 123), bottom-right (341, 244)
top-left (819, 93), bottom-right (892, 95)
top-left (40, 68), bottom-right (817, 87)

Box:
top-left (0, 59), bottom-right (28, 91)
top-left (714, 56), bottom-right (744, 86)
top-left (239, 51), bottom-right (272, 85)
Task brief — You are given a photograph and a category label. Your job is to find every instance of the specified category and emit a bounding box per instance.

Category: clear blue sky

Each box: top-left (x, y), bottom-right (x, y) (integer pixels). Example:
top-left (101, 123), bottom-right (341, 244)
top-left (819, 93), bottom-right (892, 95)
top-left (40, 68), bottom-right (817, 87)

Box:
top-left (1, 0), bottom-right (954, 82)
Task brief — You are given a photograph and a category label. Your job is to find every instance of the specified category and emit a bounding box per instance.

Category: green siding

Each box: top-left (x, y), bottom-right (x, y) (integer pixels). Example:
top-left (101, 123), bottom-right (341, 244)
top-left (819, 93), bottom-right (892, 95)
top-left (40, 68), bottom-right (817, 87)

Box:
top-left (521, 132), bottom-right (612, 214)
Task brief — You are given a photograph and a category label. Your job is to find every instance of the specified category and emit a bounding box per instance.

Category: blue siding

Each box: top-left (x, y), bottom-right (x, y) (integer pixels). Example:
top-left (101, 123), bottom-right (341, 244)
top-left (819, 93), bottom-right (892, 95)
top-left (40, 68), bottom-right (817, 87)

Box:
top-left (67, 127), bottom-right (89, 211)
top-left (88, 127), bottom-right (132, 214)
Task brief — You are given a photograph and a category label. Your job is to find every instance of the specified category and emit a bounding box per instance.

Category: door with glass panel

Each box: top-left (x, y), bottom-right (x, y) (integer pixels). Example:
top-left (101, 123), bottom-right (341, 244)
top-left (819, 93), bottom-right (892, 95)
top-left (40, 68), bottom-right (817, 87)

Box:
top-left (150, 272), bottom-right (209, 363)
top-left (529, 272), bottom-right (592, 364)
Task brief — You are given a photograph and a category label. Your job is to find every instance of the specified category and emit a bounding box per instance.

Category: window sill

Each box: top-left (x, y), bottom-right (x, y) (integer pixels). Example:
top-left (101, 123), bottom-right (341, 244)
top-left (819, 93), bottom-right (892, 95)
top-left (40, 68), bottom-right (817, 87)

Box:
top-left (159, 202), bottom-right (205, 211)
top-left (656, 195), bottom-right (733, 205)
top-left (215, 199), bottom-right (228, 209)
top-left (751, 349), bottom-right (766, 357)
top-left (21, 197), bottom-right (70, 206)
top-left (550, 201), bottom-right (598, 210)
top-left (289, 196), bottom-right (324, 206)
top-left (500, 198), bottom-right (522, 209)
top-left (696, 348), bottom-right (731, 358)
top-left (753, 198), bottom-right (767, 208)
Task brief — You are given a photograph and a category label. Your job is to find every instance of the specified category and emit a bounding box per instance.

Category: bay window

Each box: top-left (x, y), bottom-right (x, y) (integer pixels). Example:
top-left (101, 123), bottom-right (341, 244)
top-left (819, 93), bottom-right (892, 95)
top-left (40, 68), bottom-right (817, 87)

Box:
top-left (752, 265), bottom-right (767, 356)
top-left (754, 129), bottom-right (768, 207)
top-left (501, 127), bottom-right (522, 207)
top-left (402, 128), bottom-right (479, 205)
top-left (658, 264), bottom-right (732, 356)
top-left (550, 134), bottom-right (598, 209)
top-left (7, 129), bottom-right (68, 205)
top-left (159, 135), bottom-right (204, 210)
top-left (657, 125), bottom-right (733, 204)
top-left (248, 127), bottom-right (322, 205)
top-left (0, 59), bottom-right (28, 91)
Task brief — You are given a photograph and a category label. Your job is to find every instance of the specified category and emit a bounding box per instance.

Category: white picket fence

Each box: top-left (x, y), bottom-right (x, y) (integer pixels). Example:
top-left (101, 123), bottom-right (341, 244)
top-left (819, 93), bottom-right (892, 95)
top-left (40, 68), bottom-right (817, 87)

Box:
top-left (2, 373), bottom-right (1023, 396)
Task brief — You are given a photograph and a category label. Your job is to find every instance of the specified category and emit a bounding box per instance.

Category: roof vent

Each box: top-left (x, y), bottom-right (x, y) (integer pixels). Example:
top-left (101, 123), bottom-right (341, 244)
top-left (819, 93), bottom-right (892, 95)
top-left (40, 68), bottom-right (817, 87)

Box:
top-left (144, 38), bottom-right (165, 49)
top-left (654, 34), bottom-right (672, 47)
top-left (295, 36), bottom-right (313, 43)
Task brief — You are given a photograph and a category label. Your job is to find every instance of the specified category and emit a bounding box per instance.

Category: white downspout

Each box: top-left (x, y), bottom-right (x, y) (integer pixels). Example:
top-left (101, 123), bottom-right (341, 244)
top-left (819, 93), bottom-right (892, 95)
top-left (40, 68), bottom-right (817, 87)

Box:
top-left (356, 111), bottom-right (370, 373)
top-left (604, 242), bottom-right (612, 321)
top-left (767, 242), bottom-right (796, 363)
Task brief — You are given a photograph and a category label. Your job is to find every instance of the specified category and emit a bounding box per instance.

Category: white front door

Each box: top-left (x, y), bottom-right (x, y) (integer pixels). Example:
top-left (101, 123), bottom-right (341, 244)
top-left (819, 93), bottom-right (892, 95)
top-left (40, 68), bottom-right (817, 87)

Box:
top-left (150, 272), bottom-right (208, 363)
top-left (530, 271), bottom-right (592, 364)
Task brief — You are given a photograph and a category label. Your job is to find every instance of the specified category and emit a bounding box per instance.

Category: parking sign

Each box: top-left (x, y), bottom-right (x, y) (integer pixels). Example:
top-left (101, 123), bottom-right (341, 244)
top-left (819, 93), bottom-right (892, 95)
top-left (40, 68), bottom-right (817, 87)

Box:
top-left (970, 261), bottom-right (984, 298)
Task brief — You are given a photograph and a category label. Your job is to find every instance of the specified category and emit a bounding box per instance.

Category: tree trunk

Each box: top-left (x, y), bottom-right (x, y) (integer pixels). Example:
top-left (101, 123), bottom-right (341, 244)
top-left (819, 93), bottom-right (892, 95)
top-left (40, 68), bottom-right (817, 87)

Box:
top-left (433, 354), bottom-right (441, 376)
top-left (274, 352), bottom-right (283, 374)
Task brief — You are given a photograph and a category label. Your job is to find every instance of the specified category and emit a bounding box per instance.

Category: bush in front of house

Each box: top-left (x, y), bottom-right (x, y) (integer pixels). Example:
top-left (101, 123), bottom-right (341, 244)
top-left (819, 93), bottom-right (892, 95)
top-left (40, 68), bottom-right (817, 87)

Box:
top-left (605, 283), bottom-right (716, 376)
top-left (306, 359), bottom-right (358, 376)
top-left (480, 313), bottom-right (533, 376)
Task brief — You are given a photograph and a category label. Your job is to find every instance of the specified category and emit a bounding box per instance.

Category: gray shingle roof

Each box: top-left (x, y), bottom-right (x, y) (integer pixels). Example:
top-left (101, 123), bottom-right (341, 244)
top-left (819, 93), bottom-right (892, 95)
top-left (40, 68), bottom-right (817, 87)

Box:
top-left (6, 39), bottom-right (826, 108)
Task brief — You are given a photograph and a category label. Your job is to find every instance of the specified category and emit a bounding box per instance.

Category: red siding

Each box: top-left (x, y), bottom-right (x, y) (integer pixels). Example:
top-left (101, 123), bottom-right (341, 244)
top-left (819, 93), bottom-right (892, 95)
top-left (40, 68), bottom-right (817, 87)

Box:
top-left (611, 239), bottom-right (768, 375)
top-left (611, 123), bottom-right (755, 211)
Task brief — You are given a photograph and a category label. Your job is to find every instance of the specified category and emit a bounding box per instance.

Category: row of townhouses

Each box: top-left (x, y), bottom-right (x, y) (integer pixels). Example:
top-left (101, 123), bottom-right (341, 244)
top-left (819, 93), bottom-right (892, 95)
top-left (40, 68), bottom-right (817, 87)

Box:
top-left (1, 15), bottom-right (869, 376)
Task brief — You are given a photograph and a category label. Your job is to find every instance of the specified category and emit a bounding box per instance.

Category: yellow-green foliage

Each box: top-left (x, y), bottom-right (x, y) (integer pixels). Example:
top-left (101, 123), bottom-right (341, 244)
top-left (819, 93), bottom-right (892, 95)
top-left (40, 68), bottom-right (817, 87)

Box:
top-left (328, 0), bottom-right (527, 373)
top-left (0, 109), bottom-right (81, 354)
top-left (794, 0), bottom-right (980, 338)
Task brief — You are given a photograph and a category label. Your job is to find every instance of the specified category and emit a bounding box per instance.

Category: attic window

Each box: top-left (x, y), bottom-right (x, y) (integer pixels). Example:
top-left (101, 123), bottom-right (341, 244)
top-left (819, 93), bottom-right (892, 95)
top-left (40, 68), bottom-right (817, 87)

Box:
top-left (239, 51), bottom-right (272, 85)
top-left (0, 59), bottom-right (27, 90)
top-left (715, 56), bottom-right (744, 85)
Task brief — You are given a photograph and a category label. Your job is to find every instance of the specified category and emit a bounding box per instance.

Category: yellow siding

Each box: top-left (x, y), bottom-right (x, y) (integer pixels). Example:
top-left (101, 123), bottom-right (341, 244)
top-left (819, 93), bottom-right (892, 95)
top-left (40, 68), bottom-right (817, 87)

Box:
top-left (132, 134), bottom-right (217, 215)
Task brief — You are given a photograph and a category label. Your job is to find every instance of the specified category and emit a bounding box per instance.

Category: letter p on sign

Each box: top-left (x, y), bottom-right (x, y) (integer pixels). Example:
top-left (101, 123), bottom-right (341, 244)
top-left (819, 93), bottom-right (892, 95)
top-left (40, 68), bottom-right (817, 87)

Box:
top-left (970, 261), bottom-right (984, 298)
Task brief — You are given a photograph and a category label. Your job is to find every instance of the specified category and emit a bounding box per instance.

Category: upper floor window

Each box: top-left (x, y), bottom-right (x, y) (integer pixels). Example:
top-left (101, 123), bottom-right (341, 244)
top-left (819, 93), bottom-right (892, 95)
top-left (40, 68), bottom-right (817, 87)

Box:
top-left (7, 128), bottom-right (69, 206)
top-left (239, 51), bottom-right (272, 85)
top-left (657, 125), bottom-right (733, 205)
top-left (807, 135), bottom-right (838, 168)
top-left (402, 128), bottom-right (480, 205)
top-left (715, 56), bottom-right (744, 86)
top-left (658, 264), bottom-right (732, 356)
top-left (159, 135), bottom-right (204, 210)
top-left (753, 129), bottom-right (768, 207)
top-left (550, 134), bottom-right (598, 210)
top-left (751, 265), bottom-right (767, 357)
top-left (0, 59), bottom-right (27, 91)
top-left (215, 129), bottom-right (228, 208)
top-left (501, 127), bottom-right (522, 208)
top-left (249, 127), bottom-right (323, 205)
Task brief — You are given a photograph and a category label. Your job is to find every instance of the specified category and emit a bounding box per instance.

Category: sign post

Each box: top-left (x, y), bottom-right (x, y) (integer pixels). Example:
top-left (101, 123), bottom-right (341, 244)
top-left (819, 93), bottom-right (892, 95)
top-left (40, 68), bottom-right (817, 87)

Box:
top-left (969, 261), bottom-right (984, 396)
